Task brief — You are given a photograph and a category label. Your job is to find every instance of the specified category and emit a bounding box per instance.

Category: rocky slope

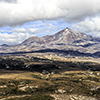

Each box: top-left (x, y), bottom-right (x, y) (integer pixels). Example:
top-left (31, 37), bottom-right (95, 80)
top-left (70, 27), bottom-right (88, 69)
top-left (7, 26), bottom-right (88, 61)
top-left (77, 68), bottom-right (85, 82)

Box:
top-left (0, 28), bottom-right (100, 57)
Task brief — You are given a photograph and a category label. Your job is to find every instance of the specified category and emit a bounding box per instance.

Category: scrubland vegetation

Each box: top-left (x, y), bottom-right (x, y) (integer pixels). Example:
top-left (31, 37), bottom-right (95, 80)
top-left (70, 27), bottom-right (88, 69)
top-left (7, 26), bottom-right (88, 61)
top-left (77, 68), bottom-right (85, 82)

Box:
top-left (0, 55), bottom-right (100, 100)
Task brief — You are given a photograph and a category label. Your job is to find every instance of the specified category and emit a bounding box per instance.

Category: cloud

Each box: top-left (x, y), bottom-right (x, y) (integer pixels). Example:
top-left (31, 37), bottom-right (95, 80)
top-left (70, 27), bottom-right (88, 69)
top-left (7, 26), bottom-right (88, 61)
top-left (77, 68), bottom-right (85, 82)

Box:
top-left (0, 27), bottom-right (39, 45)
top-left (0, 32), bottom-right (31, 45)
top-left (27, 28), bottom-right (39, 33)
top-left (0, 0), bottom-right (100, 27)
top-left (12, 28), bottom-right (39, 33)
top-left (12, 28), bottom-right (26, 33)
top-left (72, 16), bottom-right (100, 37)
top-left (0, 0), bottom-right (17, 3)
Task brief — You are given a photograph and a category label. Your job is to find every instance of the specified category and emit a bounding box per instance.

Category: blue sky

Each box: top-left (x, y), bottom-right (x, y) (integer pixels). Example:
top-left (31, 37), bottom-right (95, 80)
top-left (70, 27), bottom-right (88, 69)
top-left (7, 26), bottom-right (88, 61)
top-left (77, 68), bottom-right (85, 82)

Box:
top-left (0, 0), bottom-right (100, 45)
top-left (0, 19), bottom-right (72, 36)
top-left (0, 19), bottom-right (72, 45)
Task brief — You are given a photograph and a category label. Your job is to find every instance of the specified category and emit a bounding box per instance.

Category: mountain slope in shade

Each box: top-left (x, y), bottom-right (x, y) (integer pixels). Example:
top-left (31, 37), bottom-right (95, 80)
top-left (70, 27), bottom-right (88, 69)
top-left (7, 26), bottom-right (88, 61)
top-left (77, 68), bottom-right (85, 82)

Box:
top-left (0, 27), bottom-right (100, 55)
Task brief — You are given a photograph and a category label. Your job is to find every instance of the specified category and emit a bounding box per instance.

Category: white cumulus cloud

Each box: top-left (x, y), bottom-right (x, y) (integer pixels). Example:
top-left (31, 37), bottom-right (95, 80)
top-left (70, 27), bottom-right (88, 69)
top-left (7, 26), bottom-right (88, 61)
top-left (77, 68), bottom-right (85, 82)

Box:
top-left (0, 0), bottom-right (100, 27)
top-left (0, 27), bottom-right (39, 45)
top-left (72, 16), bottom-right (100, 37)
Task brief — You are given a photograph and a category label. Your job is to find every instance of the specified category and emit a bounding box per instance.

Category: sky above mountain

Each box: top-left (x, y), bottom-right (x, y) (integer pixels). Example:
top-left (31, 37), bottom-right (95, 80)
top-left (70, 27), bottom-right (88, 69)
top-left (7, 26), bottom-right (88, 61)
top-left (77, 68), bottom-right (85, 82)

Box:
top-left (0, 0), bottom-right (100, 45)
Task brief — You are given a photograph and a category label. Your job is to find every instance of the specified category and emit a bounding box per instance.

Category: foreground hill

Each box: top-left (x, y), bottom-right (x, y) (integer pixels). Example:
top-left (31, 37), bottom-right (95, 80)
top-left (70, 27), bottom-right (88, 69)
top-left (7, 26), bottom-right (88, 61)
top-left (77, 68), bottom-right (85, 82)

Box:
top-left (0, 55), bottom-right (99, 100)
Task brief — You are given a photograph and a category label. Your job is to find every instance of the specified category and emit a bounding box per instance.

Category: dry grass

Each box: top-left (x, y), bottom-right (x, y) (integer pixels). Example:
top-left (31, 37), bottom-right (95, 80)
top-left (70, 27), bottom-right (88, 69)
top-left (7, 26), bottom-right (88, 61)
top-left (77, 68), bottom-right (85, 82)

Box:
top-left (64, 71), bottom-right (82, 74)
top-left (0, 70), bottom-right (37, 80)
top-left (0, 70), bottom-right (53, 86)
top-left (0, 69), bottom-right (99, 100)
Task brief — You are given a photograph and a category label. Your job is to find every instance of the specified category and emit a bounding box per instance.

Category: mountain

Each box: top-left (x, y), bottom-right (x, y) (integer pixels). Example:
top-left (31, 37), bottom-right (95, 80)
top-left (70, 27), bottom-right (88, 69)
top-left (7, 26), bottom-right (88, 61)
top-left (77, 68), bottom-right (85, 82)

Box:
top-left (0, 27), bottom-right (100, 57)
top-left (43, 28), bottom-right (93, 43)
top-left (21, 28), bottom-right (98, 47)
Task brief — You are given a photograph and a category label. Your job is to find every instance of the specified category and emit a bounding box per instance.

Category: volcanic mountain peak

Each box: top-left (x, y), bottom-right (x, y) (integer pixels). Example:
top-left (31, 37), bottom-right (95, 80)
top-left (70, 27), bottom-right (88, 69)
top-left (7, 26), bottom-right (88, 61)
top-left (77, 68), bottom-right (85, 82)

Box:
top-left (56, 28), bottom-right (89, 38)
top-left (61, 28), bottom-right (72, 34)
top-left (22, 28), bottom-right (94, 45)
top-left (56, 27), bottom-right (73, 36)
top-left (51, 28), bottom-right (91, 43)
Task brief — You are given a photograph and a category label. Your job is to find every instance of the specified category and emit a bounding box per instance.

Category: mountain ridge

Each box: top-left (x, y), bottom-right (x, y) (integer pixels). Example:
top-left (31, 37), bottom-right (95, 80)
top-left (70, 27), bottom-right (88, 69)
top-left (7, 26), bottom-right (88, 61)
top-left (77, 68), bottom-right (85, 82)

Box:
top-left (22, 27), bottom-right (99, 45)
top-left (0, 27), bottom-right (100, 57)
